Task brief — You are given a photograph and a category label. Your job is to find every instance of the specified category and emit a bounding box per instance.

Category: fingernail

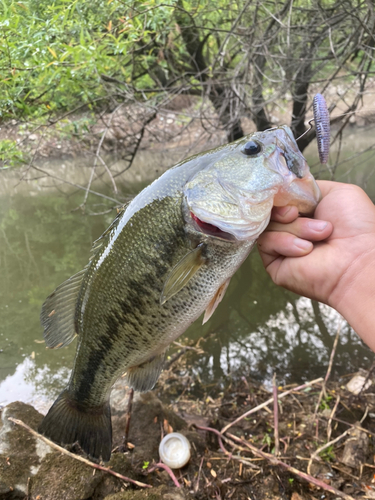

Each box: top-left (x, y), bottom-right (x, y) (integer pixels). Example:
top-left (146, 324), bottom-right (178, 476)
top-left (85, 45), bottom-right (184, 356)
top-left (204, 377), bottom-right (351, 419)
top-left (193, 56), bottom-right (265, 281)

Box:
top-left (294, 238), bottom-right (312, 250)
top-left (277, 206), bottom-right (292, 217)
top-left (307, 220), bottom-right (328, 231)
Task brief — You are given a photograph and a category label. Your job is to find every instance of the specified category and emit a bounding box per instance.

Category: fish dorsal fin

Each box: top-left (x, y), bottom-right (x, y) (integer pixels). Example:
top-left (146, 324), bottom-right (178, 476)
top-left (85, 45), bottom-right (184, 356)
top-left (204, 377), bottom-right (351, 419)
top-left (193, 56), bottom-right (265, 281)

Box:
top-left (41, 204), bottom-right (130, 349)
top-left (125, 352), bottom-right (166, 392)
top-left (89, 204), bottom-right (128, 261)
top-left (161, 244), bottom-right (206, 305)
top-left (202, 277), bottom-right (231, 325)
top-left (40, 268), bottom-right (86, 349)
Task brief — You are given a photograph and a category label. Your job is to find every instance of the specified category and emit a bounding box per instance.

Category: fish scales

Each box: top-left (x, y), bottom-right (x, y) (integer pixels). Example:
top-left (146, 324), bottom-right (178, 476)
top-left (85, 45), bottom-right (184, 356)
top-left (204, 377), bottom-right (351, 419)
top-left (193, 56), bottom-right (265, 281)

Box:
top-left (71, 194), bottom-right (249, 406)
top-left (39, 125), bottom-right (321, 461)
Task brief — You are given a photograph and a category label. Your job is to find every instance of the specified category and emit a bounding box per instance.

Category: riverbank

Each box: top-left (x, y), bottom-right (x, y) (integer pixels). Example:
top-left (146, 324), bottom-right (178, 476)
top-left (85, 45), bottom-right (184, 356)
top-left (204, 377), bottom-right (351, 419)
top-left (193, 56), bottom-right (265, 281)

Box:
top-left (1, 340), bottom-right (375, 500)
top-left (2, 89), bottom-right (375, 169)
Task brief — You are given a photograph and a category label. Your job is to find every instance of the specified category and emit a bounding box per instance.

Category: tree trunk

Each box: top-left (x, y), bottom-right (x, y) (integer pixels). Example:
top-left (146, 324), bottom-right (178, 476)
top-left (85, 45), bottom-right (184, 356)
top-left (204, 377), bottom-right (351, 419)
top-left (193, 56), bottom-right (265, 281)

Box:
top-left (174, 1), bottom-right (244, 142)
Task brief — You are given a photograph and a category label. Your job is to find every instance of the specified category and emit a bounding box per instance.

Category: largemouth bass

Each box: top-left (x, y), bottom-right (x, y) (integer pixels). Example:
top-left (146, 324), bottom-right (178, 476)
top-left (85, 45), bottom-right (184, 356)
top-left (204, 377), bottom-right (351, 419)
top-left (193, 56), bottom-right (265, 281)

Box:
top-left (38, 125), bottom-right (320, 461)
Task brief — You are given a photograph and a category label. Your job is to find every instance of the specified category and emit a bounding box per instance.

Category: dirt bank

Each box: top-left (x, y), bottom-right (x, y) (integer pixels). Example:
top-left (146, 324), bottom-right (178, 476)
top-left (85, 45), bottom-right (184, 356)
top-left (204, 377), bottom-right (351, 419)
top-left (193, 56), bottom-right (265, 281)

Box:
top-left (1, 342), bottom-right (375, 500)
top-left (2, 90), bottom-right (375, 169)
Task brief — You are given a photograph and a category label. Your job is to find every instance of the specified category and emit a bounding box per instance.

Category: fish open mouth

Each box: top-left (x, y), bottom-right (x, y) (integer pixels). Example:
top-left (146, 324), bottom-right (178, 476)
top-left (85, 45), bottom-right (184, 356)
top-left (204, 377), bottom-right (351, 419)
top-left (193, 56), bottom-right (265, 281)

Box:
top-left (190, 212), bottom-right (234, 240)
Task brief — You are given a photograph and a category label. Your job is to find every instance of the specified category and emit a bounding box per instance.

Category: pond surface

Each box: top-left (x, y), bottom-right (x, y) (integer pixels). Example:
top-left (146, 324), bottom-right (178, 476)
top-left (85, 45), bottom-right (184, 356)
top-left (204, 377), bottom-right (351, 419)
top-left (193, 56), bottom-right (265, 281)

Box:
top-left (1, 127), bottom-right (375, 411)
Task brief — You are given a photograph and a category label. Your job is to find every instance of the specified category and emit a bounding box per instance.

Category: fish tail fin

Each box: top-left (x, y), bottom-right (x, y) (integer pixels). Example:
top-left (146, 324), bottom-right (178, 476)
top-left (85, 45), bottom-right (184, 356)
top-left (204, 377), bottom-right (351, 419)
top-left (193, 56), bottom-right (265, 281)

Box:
top-left (38, 389), bottom-right (112, 461)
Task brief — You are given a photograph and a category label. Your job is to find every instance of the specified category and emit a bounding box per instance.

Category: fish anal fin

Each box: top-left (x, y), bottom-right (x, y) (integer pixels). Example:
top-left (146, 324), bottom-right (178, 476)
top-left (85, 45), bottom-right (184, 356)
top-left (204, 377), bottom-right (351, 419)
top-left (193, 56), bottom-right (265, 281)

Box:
top-left (202, 277), bottom-right (231, 325)
top-left (41, 269), bottom-right (85, 349)
top-left (38, 389), bottom-right (112, 462)
top-left (125, 353), bottom-right (165, 392)
top-left (161, 245), bottom-right (206, 305)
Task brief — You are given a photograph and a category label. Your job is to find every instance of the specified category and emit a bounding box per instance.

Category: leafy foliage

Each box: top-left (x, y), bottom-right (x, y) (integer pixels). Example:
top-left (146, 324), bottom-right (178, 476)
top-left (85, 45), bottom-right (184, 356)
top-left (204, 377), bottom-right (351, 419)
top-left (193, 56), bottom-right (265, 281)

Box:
top-left (0, 139), bottom-right (27, 166)
top-left (1, 0), bottom-right (374, 158)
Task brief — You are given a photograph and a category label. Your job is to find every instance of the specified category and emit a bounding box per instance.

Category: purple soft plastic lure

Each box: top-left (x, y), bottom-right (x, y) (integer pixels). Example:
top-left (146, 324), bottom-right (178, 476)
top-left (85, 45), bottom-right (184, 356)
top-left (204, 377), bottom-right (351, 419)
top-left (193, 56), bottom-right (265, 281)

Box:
top-left (313, 93), bottom-right (330, 164)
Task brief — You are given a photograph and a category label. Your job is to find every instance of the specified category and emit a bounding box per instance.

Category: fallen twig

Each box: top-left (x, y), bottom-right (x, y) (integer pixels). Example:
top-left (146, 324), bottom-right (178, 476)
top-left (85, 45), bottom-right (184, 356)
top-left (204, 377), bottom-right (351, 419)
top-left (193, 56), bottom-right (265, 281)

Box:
top-left (331, 416), bottom-right (375, 437)
top-left (148, 462), bottom-right (181, 488)
top-left (196, 425), bottom-right (260, 470)
top-left (194, 457), bottom-right (204, 494)
top-left (314, 321), bottom-right (342, 420)
top-left (221, 377), bottom-right (323, 434)
top-left (272, 373), bottom-right (280, 456)
top-left (226, 432), bottom-right (356, 500)
top-left (307, 427), bottom-right (351, 476)
top-left (327, 395), bottom-right (340, 441)
top-left (8, 418), bottom-right (151, 489)
top-left (308, 405), bottom-right (369, 476)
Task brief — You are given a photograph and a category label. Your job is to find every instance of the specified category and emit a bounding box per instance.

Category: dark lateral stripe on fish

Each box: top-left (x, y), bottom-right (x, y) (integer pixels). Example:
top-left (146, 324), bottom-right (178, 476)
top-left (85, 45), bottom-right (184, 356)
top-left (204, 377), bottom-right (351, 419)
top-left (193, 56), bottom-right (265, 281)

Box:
top-left (73, 271), bottom-right (180, 402)
top-left (71, 199), bottom-right (188, 403)
top-left (39, 127), bottom-right (321, 461)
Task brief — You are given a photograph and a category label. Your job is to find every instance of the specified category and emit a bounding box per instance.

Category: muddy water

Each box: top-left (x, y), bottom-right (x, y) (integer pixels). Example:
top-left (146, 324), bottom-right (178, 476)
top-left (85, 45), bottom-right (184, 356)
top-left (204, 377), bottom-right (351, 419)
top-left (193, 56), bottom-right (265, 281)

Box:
top-left (1, 129), bottom-right (375, 411)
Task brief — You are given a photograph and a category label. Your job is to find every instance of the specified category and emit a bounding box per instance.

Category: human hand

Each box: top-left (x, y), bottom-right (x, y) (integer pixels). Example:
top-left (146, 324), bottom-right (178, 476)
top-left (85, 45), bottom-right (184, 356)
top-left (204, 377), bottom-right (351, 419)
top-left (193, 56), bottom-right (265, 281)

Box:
top-left (257, 180), bottom-right (375, 349)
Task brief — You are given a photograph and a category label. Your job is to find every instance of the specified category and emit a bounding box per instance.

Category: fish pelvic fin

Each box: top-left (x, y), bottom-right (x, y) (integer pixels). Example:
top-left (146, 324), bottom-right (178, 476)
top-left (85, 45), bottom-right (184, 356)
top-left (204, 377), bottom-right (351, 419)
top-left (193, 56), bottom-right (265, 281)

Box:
top-left (38, 389), bottom-right (112, 462)
top-left (161, 244), bottom-right (206, 305)
top-left (40, 269), bottom-right (86, 349)
top-left (125, 352), bottom-right (165, 392)
top-left (202, 277), bottom-right (231, 325)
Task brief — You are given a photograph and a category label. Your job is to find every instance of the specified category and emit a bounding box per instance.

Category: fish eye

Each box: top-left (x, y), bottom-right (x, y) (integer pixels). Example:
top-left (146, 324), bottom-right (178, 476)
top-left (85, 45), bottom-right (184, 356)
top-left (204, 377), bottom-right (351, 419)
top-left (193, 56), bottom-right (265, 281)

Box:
top-left (242, 141), bottom-right (261, 156)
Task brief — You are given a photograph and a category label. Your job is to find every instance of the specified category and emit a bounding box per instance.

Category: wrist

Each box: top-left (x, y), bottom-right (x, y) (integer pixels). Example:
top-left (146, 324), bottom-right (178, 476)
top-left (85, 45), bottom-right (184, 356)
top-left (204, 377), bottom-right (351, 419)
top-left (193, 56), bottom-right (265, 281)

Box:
top-left (329, 246), bottom-right (375, 351)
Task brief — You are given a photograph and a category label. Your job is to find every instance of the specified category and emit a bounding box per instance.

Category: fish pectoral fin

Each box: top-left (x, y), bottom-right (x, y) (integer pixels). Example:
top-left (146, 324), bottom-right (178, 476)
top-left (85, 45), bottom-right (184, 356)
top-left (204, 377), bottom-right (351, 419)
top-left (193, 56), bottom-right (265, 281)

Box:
top-left (41, 269), bottom-right (86, 349)
top-left (161, 245), bottom-right (206, 305)
top-left (125, 352), bottom-right (166, 392)
top-left (202, 277), bottom-right (231, 325)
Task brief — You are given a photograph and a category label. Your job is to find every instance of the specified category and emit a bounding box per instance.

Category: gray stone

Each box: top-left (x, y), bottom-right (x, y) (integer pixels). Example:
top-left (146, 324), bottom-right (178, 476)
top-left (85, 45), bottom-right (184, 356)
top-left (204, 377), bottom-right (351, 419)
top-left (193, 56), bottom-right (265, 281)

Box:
top-left (92, 453), bottom-right (144, 500)
top-left (0, 402), bottom-right (51, 498)
top-left (29, 452), bottom-right (103, 500)
top-left (104, 485), bottom-right (192, 500)
top-left (341, 423), bottom-right (369, 468)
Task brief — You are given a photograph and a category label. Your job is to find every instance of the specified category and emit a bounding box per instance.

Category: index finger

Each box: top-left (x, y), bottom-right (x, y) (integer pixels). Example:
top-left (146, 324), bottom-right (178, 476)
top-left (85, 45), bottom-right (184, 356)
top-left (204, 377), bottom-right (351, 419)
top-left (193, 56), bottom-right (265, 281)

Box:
top-left (270, 205), bottom-right (299, 223)
top-left (316, 180), bottom-right (338, 198)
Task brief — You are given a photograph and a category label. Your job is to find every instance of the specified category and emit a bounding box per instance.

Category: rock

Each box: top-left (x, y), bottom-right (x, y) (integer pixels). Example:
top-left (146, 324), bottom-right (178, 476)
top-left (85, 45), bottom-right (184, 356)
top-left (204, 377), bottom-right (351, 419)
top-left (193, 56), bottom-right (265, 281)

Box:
top-left (110, 379), bottom-right (130, 415)
top-left (92, 453), bottom-right (145, 500)
top-left (0, 402), bottom-right (51, 498)
top-left (30, 439), bottom-right (149, 500)
top-left (104, 485), bottom-right (192, 500)
top-left (346, 374), bottom-right (371, 395)
top-left (112, 392), bottom-right (187, 466)
top-left (341, 423), bottom-right (369, 468)
top-left (0, 397), bottom-right (202, 499)
top-left (29, 452), bottom-right (103, 500)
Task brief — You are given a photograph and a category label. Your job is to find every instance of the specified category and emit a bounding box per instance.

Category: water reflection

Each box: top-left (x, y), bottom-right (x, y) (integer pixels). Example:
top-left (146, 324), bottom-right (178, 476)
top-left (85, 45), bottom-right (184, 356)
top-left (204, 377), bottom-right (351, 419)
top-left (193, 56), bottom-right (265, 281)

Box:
top-left (184, 255), bottom-right (373, 389)
top-left (0, 132), bottom-right (374, 409)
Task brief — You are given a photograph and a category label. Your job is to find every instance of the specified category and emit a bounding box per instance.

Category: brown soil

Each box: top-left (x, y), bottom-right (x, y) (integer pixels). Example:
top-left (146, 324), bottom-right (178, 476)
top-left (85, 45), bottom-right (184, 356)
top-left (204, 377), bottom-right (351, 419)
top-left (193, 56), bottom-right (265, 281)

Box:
top-left (139, 344), bottom-right (375, 500)
top-left (2, 338), bottom-right (375, 500)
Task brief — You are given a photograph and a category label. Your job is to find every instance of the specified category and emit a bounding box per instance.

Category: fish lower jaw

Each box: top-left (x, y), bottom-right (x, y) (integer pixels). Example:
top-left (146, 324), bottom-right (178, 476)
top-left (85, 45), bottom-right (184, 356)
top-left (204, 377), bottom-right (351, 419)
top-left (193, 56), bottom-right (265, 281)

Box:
top-left (191, 211), bottom-right (270, 242)
top-left (190, 212), bottom-right (235, 241)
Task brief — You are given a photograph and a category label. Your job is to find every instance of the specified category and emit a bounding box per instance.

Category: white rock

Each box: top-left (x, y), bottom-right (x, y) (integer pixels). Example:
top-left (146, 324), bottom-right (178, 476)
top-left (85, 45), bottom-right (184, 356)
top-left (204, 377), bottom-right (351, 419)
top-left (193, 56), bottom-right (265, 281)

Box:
top-left (346, 375), bottom-right (371, 395)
